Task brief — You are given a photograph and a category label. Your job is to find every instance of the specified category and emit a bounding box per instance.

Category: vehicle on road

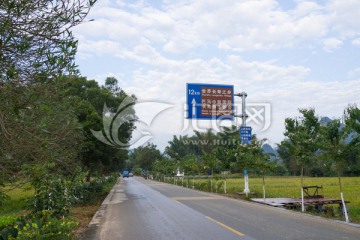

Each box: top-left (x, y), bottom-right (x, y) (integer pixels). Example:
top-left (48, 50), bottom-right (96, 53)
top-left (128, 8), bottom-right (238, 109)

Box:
top-left (122, 170), bottom-right (129, 178)
top-left (129, 172), bottom-right (134, 177)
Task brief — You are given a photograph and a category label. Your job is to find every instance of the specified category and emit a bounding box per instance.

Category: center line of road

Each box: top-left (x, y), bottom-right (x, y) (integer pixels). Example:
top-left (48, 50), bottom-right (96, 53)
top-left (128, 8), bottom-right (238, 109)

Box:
top-left (205, 216), bottom-right (245, 237)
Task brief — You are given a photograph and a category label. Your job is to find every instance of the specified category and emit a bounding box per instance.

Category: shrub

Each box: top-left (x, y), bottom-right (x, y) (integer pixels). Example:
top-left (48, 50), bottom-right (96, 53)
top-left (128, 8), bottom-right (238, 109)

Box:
top-left (0, 216), bottom-right (17, 228)
top-left (0, 211), bottom-right (78, 240)
top-left (32, 178), bottom-right (73, 217)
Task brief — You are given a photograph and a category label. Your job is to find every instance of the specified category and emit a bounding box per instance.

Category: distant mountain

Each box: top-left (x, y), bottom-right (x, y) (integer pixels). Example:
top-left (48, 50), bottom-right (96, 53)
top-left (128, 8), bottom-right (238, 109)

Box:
top-left (262, 143), bottom-right (278, 156)
top-left (262, 143), bottom-right (280, 163)
top-left (319, 116), bottom-right (332, 125)
top-left (319, 116), bottom-right (357, 144)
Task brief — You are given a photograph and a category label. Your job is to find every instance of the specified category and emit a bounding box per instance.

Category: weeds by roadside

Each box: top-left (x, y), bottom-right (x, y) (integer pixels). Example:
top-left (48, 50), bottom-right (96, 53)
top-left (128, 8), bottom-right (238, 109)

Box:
top-left (0, 174), bottom-right (118, 240)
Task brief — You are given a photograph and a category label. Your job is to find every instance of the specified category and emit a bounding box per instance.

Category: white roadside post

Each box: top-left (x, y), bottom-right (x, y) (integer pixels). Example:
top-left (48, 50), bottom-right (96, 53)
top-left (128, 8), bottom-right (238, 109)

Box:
top-left (244, 169), bottom-right (250, 196)
top-left (341, 192), bottom-right (349, 222)
top-left (301, 187), bottom-right (305, 212)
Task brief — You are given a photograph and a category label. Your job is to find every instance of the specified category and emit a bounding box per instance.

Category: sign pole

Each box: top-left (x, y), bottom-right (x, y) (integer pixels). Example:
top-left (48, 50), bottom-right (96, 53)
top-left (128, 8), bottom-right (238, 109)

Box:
top-left (240, 92), bottom-right (247, 127)
top-left (235, 92), bottom-right (250, 196)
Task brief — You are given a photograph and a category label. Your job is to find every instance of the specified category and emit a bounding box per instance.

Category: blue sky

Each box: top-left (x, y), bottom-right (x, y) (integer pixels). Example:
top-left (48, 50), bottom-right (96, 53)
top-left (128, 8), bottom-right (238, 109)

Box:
top-left (73, 0), bottom-right (360, 150)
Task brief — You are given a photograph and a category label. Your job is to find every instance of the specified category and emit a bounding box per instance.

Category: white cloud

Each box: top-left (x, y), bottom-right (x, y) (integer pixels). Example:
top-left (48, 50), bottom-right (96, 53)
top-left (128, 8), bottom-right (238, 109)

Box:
top-left (352, 38), bottom-right (360, 47)
top-left (73, 0), bottom-right (360, 150)
top-left (322, 38), bottom-right (343, 52)
top-left (326, 0), bottom-right (360, 37)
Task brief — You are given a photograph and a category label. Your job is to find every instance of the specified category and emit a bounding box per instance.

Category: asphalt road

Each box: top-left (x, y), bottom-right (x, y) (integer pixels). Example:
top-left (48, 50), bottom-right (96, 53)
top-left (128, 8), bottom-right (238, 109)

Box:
top-left (81, 177), bottom-right (360, 240)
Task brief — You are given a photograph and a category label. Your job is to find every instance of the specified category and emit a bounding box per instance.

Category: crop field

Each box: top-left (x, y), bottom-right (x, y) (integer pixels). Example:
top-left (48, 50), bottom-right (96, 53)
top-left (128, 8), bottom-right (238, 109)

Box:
top-left (167, 176), bottom-right (360, 223)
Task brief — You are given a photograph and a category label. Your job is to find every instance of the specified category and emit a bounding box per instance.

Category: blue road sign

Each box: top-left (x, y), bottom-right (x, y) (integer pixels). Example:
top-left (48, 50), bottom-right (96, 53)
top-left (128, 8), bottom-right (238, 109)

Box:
top-left (240, 126), bottom-right (252, 144)
top-left (187, 83), bottom-right (234, 120)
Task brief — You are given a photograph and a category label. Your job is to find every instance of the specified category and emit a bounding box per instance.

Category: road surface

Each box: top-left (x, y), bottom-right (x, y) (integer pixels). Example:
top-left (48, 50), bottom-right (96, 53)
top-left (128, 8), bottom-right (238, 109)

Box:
top-left (81, 177), bottom-right (360, 240)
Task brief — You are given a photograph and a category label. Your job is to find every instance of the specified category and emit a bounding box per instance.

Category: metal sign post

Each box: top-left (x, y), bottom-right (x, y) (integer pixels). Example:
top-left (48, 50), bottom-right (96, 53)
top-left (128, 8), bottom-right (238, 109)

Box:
top-left (235, 92), bottom-right (251, 196)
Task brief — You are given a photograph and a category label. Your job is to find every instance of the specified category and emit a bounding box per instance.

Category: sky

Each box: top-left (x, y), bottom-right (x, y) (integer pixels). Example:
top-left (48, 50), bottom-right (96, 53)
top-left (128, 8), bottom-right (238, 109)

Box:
top-left (73, 0), bottom-right (360, 151)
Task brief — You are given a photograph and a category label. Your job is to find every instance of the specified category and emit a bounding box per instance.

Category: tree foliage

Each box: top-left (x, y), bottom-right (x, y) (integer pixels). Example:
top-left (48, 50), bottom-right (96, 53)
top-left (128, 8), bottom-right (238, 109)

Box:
top-left (154, 126), bottom-right (279, 177)
top-left (129, 143), bottom-right (162, 171)
top-left (1, 0), bottom-right (97, 184)
top-left (278, 106), bottom-right (360, 177)
top-left (283, 108), bottom-right (321, 184)
top-left (0, 0), bottom-right (139, 217)
top-left (57, 76), bottom-right (136, 177)
top-left (0, 0), bottom-right (96, 83)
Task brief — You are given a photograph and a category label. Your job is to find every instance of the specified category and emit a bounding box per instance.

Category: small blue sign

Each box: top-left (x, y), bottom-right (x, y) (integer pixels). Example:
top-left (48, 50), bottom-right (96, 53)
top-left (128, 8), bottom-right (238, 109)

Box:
top-left (240, 126), bottom-right (252, 144)
top-left (187, 83), bottom-right (234, 120)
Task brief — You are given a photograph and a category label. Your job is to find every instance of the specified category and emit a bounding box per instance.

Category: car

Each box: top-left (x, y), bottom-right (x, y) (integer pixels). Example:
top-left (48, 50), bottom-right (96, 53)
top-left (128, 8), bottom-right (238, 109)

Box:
top-left (122, 170), bottom-right (129, 178)
top-left (129, 172), bottom-right (134, 177)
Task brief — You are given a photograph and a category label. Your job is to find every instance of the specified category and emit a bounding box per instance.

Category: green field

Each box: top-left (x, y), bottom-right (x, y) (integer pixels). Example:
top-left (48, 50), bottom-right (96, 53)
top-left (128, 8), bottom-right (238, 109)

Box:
top-left (167, 176), bottom-right (360, 223)
top-left (0, 184), bottom-right (33, 228)
top-left (0, 184), bottom-right (33, 216)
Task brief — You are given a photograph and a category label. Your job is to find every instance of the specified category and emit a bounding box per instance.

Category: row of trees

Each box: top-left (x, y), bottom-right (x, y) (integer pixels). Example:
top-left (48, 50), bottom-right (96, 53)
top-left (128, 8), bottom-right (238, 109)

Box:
top-left (129, 106), bottom-right (360, 181)
top-left (0, 0), bottom-right (136, 216)
top-left (129, 127), bottom-right (284, 178)
top-left (278, 107), bottom-right (360, 178)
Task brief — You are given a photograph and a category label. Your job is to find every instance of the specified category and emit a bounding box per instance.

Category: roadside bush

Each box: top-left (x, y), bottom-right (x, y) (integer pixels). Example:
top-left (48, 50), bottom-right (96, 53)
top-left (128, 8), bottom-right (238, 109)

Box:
top-left (0, 211), bottom-right (77, 240)
top-left (32, 177), bottom-right (73, 217)
top-left (215, 180), bottom-right (224, 193)
top-left (0, 216), bottom-right (17, 228)
top-left (198, 181), bottom-right (210, 191)
top-left (31, 172), bottom-right (119, 216)
top-left (71, 173), bottom-right (118, 204)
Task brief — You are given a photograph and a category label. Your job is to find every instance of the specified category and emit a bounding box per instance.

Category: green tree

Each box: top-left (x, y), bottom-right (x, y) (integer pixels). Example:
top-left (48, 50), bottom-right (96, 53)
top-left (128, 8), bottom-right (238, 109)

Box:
top-left (343, 104), bottom-right (360, 175)
top-left (165, 135), bottom-right (197, 161)
top-left (0, 83), bottom-right (83, 186)
top-left (180, 154), bottom-right (199, 176)
top-left (0, 0), bottom-right (105, 214)
top-left (277, 140), bottom-right (299, 176)
top-left (251, 137), bottom-right (278, 198)
top-left (319, 118), bottom-right (351, 221)
top-left (345, 104), bottom-right (360, 139)
top-left (130, 143), bottom-right (162, 171)
top-left (153, 157), bottom-right (176, 176)
top-left (215, 125), bottom-right (241, 171)
top-left (0, 0), bottom-right (96, 83)
top-left (284, 108), bottom-right (321, 186)
top-left (57, 76), bottom-right (136, 178)
top-left (201, 150), bottom-right (220, 176)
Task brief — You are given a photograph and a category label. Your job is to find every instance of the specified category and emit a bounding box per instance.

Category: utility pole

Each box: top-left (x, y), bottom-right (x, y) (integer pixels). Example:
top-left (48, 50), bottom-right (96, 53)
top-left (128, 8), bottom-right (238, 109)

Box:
top-left (234, 92), bottom-right (250, 196)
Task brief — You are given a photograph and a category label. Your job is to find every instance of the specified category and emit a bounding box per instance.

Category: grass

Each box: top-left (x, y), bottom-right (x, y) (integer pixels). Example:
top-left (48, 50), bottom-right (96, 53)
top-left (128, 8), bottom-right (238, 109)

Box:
top-left (0, 184), bottom-right (33, 216)
top-left (177, 176), bottom-right (360, 223)
top-left (0, 184), bottom-right (33, 229)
